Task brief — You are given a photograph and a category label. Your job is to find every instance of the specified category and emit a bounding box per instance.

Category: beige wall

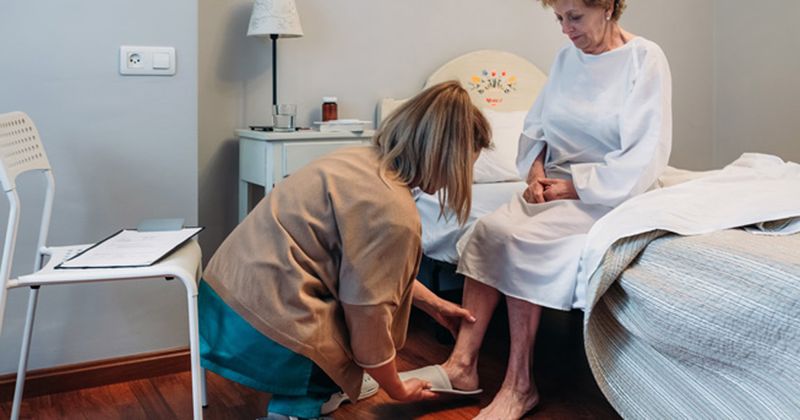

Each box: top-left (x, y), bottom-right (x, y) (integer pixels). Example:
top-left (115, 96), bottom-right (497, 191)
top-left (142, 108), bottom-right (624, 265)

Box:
top-left (714, 0), bottom-right (800, 166)
top-left (0, 0), bottom-right (197, 373)
top-left (624, 1), bottom-right (715, 170)
top-left (198, 0), bottom-right (716, 258)
top-left (198, 0), bottom-right (252, 266)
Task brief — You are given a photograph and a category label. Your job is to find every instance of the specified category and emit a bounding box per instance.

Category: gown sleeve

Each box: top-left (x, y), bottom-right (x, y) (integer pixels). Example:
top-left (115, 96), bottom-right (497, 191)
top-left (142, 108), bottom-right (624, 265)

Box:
top-left (516, 71), bottom-right (552, 179)
top-left (570, 45), bottom-right (673, 208)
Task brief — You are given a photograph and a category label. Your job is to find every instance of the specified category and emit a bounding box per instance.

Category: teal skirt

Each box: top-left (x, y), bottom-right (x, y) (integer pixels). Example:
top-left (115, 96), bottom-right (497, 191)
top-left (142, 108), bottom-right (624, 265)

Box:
top-left (198, 280), bottom-right (339, 417)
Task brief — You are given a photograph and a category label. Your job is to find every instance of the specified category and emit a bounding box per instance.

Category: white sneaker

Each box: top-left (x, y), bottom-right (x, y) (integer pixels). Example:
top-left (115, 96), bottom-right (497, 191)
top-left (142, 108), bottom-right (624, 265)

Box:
top-left (260, 413), bottom-right (332, 420)
top-left (320, 373), bottom-right (379, 415)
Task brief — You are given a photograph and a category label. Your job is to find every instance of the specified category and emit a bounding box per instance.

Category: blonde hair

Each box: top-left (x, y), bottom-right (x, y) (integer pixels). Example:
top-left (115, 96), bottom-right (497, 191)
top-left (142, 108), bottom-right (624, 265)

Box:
top-left (538, 0), bottom-right (627, 21)
top-left (374, 81), bottom-right (491, 225)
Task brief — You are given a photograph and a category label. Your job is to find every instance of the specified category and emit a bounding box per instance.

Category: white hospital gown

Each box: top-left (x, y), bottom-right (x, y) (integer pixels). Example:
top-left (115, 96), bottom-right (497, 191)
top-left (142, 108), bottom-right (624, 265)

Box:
top-left (457, 37), bottom-right (672, 310)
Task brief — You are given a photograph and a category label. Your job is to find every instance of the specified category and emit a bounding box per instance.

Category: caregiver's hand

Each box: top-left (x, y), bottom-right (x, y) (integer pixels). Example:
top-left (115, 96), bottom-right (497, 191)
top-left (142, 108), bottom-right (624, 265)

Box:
top-left (367, 361), bottom-right (437, 402)
top-left (413, 280), bottom-right (476, 338)
top-left (430, 296), bottom-right (476, 338)
top-left (396, 378), bottom-right (437, 401)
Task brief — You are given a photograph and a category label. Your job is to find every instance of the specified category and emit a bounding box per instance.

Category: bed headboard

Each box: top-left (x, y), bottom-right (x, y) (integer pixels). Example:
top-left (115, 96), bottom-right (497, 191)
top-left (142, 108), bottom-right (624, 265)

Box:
top-left (379, 49), bottom-right (547, 122)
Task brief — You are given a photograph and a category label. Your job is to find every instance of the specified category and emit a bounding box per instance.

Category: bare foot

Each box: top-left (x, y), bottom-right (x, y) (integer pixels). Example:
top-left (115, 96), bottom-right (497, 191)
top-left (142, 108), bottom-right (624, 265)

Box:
top-left (440, 359), bottom-right (480, 392)
top-left (473, 386), bottom-right (540, 420)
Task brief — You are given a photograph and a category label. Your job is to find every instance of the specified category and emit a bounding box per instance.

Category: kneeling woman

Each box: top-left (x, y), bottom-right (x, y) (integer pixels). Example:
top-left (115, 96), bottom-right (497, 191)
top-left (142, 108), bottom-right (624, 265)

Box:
top-left (200, 81), bottom-right (491, 419)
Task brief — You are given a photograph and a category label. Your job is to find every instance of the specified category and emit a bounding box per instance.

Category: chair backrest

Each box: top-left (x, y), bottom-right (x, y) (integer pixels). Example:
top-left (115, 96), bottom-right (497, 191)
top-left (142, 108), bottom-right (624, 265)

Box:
top-left (0, 111), bottom-right (54, 333)
top-left (0, 111), bottom-right (51, 191)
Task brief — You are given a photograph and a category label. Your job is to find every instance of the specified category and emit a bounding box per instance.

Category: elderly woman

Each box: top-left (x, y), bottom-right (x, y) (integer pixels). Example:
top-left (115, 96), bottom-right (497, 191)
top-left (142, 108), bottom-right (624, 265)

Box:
top-left (199, 81), bottom-right (491, 419)
top-left (414, 1), bottom-right (672, 419)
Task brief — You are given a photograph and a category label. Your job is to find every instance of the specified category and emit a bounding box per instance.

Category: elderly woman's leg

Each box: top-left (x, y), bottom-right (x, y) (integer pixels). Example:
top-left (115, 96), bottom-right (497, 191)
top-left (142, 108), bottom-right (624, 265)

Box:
top-left (475, 295), bottom-right (542, 420)
top-left (441, 277), bottom-right (502, 391)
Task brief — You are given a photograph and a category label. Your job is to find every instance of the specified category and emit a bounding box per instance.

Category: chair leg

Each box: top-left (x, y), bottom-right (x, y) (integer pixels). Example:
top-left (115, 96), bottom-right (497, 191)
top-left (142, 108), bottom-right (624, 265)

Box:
top-left (10, 286), bottom-right (41, 420)
top-left (194, 264), bottom-right (208, 408)
top-left (201, 368), bottom-right (208, 407)
top-left (186, 288), bottom-right (203, 419)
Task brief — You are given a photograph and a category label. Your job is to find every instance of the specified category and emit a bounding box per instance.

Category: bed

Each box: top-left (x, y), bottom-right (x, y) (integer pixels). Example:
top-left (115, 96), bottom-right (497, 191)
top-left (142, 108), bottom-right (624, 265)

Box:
top-left (379, 50), bottom-right (800, 418)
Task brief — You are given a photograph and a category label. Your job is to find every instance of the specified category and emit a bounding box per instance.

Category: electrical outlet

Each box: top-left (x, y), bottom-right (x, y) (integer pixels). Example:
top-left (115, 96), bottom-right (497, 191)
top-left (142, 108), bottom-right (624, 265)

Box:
top-left (119, 46), bottom-right (176, 76)
top-left (127, 52), bottom-right (144, 68)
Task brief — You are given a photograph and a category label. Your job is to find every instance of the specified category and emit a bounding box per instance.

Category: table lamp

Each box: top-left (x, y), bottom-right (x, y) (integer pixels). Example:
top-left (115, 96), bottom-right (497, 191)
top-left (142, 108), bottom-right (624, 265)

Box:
top-left (247, 0), bottom-right (304, 107)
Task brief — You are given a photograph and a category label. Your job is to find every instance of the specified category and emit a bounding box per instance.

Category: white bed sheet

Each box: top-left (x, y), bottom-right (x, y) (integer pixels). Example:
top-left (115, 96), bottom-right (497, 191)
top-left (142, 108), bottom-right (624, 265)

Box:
top-left (416, 181), bottom-right (526, 263)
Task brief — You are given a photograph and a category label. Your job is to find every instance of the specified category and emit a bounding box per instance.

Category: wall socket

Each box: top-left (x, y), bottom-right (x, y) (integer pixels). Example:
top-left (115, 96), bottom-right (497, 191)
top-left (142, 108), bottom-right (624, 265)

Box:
top-left (127, 52), bottom-right (144, 68)
top-left (119, 46), bottom-right (176, 76)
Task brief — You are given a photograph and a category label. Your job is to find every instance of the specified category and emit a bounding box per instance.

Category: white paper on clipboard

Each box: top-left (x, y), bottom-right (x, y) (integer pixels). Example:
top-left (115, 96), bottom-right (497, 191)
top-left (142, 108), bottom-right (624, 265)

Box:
top-left (56, 227), bottom-right (203, 269)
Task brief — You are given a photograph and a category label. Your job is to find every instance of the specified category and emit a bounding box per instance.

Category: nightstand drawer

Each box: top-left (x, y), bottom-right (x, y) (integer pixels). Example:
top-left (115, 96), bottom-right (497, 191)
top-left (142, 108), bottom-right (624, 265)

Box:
top-left (282, 141), bottom-right (367, 177)
top-left (237, 128), bottom-right (375, 222)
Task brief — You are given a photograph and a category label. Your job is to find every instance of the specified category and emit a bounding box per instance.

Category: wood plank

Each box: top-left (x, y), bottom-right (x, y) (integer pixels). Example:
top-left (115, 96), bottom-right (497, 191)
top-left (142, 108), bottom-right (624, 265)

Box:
top-left (129, 378), bottom-right (177, 419)
top-left (0, 310), bottom-right (619, 419)
top-left (0, 347), bottom-right (190, 401)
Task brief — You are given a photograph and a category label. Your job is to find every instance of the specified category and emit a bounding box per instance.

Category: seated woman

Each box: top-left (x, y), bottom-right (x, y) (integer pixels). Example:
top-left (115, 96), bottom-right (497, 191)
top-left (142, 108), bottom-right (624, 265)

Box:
top-left (422, 1), bottom-right (673, 419)
top-left (198, 81), bottom-right (491, 420)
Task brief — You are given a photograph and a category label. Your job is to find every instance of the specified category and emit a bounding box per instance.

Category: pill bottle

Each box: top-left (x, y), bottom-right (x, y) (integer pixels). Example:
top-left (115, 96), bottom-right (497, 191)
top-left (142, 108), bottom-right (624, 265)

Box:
top-left (322, 97), bottom-right (338, 122)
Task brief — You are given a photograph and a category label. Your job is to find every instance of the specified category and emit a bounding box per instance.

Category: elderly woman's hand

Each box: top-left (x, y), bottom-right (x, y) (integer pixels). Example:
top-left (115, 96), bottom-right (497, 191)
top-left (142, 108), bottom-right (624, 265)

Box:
top-left (523, 178), bottom-right (546, 204)
top-left (540, 178), bottom-right (578, 201)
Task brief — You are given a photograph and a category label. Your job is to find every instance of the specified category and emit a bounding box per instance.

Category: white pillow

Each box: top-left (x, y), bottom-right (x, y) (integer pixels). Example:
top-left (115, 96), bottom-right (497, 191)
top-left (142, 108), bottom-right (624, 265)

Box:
top-left (473, 108), bottom-right (527, 183)
top-left (378, 98), bottom-right (408, 123)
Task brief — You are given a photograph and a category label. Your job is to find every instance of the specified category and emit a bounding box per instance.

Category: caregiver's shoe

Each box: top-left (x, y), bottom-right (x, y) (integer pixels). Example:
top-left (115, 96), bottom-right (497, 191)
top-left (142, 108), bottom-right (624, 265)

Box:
top-left (320, 373), bottom-right (380, 414)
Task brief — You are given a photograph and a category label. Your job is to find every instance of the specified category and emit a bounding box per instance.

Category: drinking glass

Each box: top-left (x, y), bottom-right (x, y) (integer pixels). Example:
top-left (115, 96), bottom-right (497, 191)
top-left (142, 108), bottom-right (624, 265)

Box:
top-left (272, 104), bottom-right (297, 132)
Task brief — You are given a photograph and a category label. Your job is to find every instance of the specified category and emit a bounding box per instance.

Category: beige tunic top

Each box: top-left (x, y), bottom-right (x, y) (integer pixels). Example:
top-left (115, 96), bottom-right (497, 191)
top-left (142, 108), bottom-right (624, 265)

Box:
top-left (204, 146), bottom-right (422, 399)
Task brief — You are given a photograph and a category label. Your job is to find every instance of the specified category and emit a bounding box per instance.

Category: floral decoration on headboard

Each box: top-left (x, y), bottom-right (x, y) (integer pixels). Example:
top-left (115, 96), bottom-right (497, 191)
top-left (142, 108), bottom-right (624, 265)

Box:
top-left (468, 70), bottom-right (518, 107)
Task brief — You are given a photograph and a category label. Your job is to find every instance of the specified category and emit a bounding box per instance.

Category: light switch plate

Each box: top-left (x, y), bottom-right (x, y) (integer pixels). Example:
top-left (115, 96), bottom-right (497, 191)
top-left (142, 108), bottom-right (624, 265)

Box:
top-left (153, 52), bottom-right (171, 69)
top-left (120, 46), bottom-right (176, 76)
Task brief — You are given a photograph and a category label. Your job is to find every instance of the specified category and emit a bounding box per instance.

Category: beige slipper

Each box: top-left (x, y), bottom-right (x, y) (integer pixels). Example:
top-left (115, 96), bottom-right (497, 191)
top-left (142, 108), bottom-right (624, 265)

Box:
top-left (398, 364), bottom-right (482, 395)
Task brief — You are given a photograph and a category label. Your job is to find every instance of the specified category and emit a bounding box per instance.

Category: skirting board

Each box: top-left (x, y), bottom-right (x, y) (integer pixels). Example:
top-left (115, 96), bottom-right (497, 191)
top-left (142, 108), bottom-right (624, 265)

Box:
top-left (0, 347), bottom-right (190, 401)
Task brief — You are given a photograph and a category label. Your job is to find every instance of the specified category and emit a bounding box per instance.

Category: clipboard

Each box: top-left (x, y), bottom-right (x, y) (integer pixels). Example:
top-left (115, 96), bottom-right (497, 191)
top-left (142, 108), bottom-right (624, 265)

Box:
top-left (55, 226), bottom-right (204, 269)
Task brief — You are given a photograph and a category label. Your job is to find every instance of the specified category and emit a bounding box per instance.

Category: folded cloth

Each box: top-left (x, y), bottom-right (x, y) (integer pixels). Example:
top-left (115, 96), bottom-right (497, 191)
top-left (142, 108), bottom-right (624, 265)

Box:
top-left (320, 373), bottom-right (380, 415)
top-left (398, 364), bottom-right (482, 395)
top-left (743, 216), bottom-right (800, 235)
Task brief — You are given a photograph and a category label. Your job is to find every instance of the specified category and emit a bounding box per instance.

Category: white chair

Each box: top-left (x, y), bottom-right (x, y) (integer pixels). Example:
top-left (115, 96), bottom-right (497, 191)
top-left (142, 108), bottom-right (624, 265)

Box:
top-left (0, 111), bottom-right (206, 419)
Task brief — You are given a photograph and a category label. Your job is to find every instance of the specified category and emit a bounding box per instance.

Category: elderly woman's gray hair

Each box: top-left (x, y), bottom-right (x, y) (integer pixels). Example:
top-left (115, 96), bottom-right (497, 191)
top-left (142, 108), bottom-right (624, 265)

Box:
top-left (538, 0), bottom-right (627, 21)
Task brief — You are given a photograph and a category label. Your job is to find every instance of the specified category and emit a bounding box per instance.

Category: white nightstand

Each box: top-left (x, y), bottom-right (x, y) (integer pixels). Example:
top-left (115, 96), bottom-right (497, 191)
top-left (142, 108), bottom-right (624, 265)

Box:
top-left (237, 129), bottom-right (375, 221)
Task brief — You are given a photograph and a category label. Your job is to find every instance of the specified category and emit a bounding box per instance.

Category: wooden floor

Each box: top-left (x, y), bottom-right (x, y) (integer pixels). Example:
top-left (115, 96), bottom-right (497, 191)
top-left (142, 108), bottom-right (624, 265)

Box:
top-left (1, 309), bottom-right (620, 419)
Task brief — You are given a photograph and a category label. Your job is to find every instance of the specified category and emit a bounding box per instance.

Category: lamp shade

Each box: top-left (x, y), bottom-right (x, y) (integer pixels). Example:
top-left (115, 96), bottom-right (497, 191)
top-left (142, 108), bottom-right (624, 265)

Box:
top-left (247, 0), bottom-right (304, 38)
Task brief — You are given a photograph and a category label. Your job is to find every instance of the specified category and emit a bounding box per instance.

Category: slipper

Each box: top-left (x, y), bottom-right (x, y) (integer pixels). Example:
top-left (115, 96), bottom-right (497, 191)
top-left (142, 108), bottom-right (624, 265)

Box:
top-left (398, 364), bottom-right (482, 395)
top-left (320, 373), bottom-right (380, 415)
